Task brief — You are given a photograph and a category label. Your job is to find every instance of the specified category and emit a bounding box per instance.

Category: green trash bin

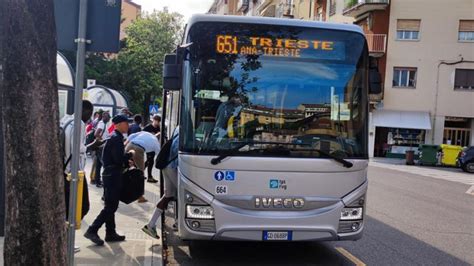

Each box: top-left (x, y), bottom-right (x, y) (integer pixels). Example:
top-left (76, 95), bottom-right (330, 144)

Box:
top-left (418, 144), bottom-right (440, 166)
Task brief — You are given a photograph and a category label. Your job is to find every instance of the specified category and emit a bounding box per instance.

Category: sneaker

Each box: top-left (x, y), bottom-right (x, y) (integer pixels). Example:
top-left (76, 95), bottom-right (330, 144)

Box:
top-left (105, 233), bottom-right (126, 242)
top-left (147, 177), bottom-right (158, 183)
top-left (142, 225), bottom-right (160, 239)
top-left (84, 230), bottom-right (104, 246)
top-left (74, 245), bottom-right (81, 253)
top-left (137, 196), bottom-right (148, 203)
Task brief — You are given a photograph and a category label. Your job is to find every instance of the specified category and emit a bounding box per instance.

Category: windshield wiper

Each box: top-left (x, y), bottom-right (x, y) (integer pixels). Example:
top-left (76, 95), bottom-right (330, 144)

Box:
top-left (210, 141), bottom-right (310, 165)
top-left (313, 149), bottom-right (353, 168)
top-left (210, 142), bottom-right (249, 165)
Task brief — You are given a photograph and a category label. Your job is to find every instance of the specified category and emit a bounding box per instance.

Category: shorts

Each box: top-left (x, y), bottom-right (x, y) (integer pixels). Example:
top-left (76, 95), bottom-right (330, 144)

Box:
top-left (162, 167), bottom-right (178, 198)
top-left (125, 143), bottom-right (145, 171)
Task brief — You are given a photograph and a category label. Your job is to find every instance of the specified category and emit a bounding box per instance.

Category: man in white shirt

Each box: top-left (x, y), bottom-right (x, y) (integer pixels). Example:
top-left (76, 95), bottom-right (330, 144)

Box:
top-left (93, 111), bottom-right (111, 187)
top-left (125, 131), bottom-right (161, 203)
top-left (62, 100), bottom-right (94, 252)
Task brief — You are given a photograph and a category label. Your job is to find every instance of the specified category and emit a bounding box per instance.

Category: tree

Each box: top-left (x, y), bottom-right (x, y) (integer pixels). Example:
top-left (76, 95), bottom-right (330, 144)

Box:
top-left (0, 1), bottom-right (67, 264)
top-left (84, 11), bottom-right (183, 120)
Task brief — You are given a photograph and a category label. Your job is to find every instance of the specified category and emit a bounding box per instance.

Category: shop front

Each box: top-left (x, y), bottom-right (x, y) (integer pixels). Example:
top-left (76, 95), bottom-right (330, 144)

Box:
top-left (371, 110), bottom-right (432, 158)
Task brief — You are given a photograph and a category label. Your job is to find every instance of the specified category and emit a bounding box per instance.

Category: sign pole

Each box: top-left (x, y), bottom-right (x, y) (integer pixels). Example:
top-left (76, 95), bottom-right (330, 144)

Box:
top-left (67, 0), bottom-right (88, 264)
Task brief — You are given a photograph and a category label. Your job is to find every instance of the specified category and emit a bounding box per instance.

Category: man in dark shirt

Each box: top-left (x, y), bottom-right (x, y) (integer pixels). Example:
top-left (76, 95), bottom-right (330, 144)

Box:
top-left (84, 115), bottom-right (134, 246)
top-left (128, 114), bottom-right (142, 135)
top-left (142, 115), bottom-right (161, 183)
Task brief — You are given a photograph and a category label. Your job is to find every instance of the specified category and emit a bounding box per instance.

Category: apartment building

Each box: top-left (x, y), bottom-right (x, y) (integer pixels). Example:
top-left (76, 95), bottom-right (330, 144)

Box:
top-left (120, 0), bottom-right (142, 39)
top-left (331, 0), bottom-right (474, 157)
top-left (207, 0), bottom-right (474, 157)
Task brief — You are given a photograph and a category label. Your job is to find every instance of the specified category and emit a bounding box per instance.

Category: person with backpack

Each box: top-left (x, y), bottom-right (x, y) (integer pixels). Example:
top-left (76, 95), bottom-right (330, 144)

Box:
top-left (61, 100), bottom-right (94, 252)
top-left (142, 126), bottom-right (179, 239)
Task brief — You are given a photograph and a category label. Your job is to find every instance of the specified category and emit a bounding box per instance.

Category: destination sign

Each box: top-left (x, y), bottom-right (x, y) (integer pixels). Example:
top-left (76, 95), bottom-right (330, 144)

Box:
top-left (216, 35), bottom-right (345, 60)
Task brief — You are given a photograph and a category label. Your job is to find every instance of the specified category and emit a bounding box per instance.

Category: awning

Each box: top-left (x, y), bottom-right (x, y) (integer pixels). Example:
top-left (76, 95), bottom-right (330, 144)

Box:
top-left (372, 110), bottom-right (432, 130)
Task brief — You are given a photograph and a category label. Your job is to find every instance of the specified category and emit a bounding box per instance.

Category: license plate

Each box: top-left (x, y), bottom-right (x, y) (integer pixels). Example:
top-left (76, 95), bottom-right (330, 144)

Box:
top-left (263, 231), bottom-right (292, 241)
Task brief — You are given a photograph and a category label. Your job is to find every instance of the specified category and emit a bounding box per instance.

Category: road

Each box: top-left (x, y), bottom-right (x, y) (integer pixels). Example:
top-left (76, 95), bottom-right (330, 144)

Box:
top-left (163, 164), bottom-right (474, 265)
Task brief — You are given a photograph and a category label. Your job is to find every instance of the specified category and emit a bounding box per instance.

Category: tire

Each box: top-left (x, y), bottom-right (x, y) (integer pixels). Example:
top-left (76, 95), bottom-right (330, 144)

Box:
top-left (463, 161), bottom-right (474, 173)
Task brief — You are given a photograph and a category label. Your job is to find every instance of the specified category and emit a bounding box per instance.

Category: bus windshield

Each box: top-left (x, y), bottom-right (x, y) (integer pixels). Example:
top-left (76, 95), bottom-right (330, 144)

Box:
top-left (181, 22), bottom-right (369, 159)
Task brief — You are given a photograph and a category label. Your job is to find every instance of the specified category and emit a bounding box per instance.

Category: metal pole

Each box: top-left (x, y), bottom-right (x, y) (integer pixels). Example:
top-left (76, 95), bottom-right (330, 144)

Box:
top-left (67, 0), bottom-right (88, 264)
top-left (0, 86), bottom-right (4, 237)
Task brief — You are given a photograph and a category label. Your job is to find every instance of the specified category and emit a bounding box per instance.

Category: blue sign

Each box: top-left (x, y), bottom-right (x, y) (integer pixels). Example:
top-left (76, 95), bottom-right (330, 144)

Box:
top-left (214, 171), bottom-right (225, 181)
top-left (54, 0), bottom-right (122, 52)
top-left (149, 104), bottom-right (160, 114)
top-left (269, 180), bottom-right (279, 189)
top-left (269, 179), bottom-right (287, 190)
top-left (225, 171), bottom-right (235, 181)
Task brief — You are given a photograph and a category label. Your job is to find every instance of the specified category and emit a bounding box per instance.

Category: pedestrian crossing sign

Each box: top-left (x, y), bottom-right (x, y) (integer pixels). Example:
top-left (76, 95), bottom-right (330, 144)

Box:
top-left (149, 105), bottom-right (159, 114)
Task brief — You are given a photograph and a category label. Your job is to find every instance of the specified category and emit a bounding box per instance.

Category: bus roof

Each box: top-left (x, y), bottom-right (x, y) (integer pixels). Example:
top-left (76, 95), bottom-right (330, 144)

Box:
top-left (186, 14), bottom-right (364, 35)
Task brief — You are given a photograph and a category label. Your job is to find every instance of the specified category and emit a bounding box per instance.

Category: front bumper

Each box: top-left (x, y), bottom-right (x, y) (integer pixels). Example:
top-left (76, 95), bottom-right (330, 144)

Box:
top-left (177, 173), bottom-right (367, 242)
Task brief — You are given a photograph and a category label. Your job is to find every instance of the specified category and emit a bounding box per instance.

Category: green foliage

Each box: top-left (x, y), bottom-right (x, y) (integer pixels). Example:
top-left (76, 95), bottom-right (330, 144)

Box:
top-left (84, 11), bottom-right (183, 116)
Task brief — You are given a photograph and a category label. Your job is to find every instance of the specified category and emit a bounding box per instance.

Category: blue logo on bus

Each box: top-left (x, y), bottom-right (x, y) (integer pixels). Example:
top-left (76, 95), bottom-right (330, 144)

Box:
top-left (214, 171), bottom-right (225, 181)
top-left (225, 171), bottom-right (235, 181)
top-left (269, 180), bottom-right (279, 189)
top-left (269, 179), bottom-right (287, 190)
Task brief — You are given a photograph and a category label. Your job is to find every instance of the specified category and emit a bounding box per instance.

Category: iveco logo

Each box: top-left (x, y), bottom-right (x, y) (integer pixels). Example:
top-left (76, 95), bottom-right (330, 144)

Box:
top-left (255, 197), bottom-right (305, 209)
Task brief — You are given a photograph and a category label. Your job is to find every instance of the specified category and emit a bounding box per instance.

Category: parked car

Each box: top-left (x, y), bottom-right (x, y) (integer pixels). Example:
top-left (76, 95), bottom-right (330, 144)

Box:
top-left (457, 146), bottom-right (474, 173)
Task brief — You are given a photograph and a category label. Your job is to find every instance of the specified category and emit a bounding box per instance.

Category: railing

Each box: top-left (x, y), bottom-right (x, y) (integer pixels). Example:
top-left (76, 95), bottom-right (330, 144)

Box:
top-left (344, 0), bottom-right (389, 10)
top-left (237, 0), bottom-right (250, 12)
top-left (329, 3), bottom-right (336, 16)
top-left (366, 34), bottom-right (387, 54)
top-left (278, 2), bottom-right (294, 17)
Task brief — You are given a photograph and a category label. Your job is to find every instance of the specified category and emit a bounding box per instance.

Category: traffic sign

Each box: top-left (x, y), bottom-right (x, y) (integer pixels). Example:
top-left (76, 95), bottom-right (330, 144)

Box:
top-left (149, 104), bottom-right (160, 114)
top-left (54, 0), bottom-right (122, 52)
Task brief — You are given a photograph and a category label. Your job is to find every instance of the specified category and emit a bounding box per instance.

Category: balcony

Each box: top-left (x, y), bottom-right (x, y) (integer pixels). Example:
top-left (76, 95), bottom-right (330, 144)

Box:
top-left (343, 0), bottom-right (389, 18)
top-left (366, 34), bottom-right (386, 57)
top-left (237, 0), bottom-right (250, 12)
top-left (278, 2), bottom-right (294, 18)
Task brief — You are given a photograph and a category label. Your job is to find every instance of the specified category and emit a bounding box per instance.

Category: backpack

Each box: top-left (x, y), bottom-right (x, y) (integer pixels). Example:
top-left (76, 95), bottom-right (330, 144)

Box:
top-left (59, 117), bottom-right (74, 172)
top-left (155, 134), bottom-right (178, 170)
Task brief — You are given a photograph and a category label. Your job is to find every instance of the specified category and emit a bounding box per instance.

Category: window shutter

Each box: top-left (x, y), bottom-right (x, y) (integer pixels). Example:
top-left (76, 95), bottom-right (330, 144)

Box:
top-left (459, 20), bottom-right (474, 32)
top-left (397, 19), bottom-right (421, 31)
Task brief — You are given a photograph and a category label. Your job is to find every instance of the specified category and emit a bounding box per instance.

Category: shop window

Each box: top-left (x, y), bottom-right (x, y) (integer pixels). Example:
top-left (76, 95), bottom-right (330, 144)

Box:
top-left (454, 69), bottom-right (474, 90)
top-left (458, 20), bottom-right (474, 41)
top-left (393, 67), bottom-right (417, 88)
top-left (397, 19), bottom-right (421, 40)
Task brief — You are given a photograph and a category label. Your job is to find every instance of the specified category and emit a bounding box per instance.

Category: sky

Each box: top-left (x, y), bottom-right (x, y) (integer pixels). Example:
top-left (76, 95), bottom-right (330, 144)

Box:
top-left (133, 0), bottom-right (215, 21)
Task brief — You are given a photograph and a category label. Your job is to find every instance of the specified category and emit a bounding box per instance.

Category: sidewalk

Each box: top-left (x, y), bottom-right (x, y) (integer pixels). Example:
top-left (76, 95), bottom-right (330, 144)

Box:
top-left (370, 157), bottom-right (474, 186)
top-left (74, 159), bottom-right (163, 265)
top-left (0, 159), bottom-right (163, 265)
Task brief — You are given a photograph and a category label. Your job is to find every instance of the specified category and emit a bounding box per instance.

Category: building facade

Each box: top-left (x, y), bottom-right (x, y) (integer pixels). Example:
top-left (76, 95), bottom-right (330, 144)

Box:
top-left (121, 0), bottom-right (142, 40)
top-left (207, 0), bottom-right (474, 157)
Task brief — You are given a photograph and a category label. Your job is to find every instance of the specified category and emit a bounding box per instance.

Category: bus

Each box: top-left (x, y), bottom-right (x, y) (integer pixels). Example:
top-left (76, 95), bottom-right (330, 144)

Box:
top-left (161, 14), bottom-right (381, 242)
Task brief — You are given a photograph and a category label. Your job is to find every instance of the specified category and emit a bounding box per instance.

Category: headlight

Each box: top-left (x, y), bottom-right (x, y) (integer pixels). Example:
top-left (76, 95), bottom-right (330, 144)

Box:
top-left (340, 207), bottom-right (363, 220)
top-left (186, 205), bottom-right (214, 219)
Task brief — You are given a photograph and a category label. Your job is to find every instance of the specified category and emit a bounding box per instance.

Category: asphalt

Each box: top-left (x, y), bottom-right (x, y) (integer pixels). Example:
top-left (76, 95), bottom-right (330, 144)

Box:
top-left (164, 162), bottom-right (474, 265)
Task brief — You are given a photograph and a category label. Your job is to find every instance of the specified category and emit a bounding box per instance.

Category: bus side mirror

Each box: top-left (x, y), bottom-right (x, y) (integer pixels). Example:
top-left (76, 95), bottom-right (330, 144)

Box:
top-left (163, 54), bottom-right (181, 91)
top-left (369, 68), bottom-right (382, 95)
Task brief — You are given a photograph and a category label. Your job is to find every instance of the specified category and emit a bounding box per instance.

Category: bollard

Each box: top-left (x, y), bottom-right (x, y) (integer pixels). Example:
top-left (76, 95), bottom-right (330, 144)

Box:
top-left (67, 171), bottom-right (84, 230)
top-left (75, 171), bottom-right (84, 229)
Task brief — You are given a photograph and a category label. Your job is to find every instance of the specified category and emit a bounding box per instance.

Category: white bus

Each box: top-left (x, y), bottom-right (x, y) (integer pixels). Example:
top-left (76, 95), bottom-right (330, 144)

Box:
top-left (161, 14), bottom-right (381, 242)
